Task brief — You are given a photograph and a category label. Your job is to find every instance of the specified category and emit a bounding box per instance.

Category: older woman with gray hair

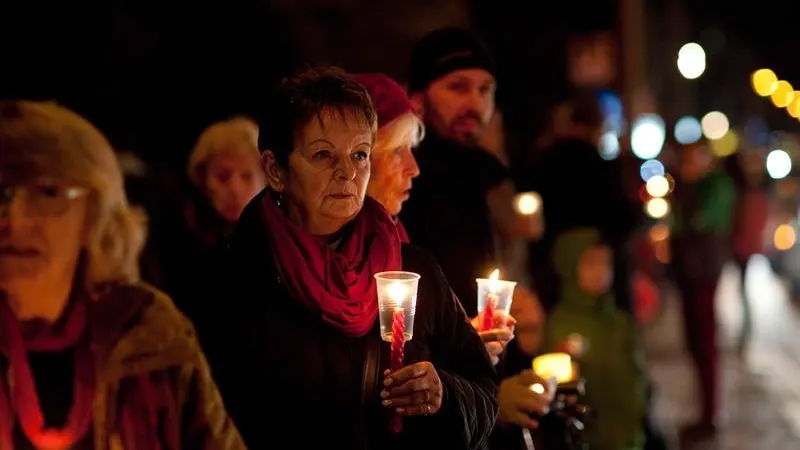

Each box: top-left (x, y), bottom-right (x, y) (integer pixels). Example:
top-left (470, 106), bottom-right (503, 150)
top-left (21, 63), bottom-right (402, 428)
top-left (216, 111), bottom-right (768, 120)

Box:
top-left (0, 101), bottom-right (243, 449)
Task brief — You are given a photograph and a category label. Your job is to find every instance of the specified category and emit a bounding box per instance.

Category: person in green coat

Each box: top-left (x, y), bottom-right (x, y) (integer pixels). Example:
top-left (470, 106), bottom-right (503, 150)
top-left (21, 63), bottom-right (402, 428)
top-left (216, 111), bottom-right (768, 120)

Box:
top-left (543, 228), bottom-right (646, 450)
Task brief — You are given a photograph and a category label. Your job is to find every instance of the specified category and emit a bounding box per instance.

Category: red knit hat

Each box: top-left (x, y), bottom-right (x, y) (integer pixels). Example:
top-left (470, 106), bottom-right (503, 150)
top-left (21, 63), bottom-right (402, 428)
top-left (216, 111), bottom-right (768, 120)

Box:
top-left (351, 73), bottom-right (413, 129)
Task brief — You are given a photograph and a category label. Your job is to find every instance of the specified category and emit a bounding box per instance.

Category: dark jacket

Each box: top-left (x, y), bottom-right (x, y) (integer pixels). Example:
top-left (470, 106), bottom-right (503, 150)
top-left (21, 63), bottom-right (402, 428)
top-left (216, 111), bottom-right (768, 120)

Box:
top-left (208, 195), bottom-right (499, 450)
top-left (140, 186), bottom-right (233, 349)
top-left (400, 133), bottom-right (510, 316)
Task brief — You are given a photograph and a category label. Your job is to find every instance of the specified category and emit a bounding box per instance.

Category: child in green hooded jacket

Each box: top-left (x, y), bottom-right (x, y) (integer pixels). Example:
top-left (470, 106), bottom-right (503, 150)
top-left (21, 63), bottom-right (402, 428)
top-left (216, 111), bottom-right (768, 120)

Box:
top-left (543, 228), bottom-right (646, 450)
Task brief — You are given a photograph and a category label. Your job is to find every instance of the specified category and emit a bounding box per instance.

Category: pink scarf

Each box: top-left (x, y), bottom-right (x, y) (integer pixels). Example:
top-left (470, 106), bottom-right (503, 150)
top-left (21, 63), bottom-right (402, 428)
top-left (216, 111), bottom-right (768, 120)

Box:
top-left (260, 195), bottom-right (403, 337)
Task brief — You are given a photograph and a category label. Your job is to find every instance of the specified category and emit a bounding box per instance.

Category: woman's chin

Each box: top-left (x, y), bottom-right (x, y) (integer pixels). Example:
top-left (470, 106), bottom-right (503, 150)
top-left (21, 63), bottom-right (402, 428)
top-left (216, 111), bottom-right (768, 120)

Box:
top-left (385, 203), bottom-right (402, 217)
top-left (322, 198), bottom-right (362, 217)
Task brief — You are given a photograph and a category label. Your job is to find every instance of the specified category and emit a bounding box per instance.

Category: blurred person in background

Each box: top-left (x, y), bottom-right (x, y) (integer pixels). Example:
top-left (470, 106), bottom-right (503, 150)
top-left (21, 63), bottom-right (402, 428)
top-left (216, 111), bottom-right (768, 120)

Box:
top-left (524, 92), bottom-right (639, 315)
top-left (142, 116), bottom-right (265, 344)
top-left (542, 228), bottom-right (646, 450)
top-left (524, 93), bottom-right (665, 450)
top-left (671, 141), bottom-right (736, 445)
top-left (0, 101), bottom-right (243, 449)
top-left (725, 149), bottom-right (770, 356)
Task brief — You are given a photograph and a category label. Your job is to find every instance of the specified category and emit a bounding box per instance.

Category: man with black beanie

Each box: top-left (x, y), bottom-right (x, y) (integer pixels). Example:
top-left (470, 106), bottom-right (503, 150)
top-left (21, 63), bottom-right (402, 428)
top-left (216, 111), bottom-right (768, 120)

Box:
top-left (402, 27), bottom-right (539, 314)
top-left (400, 27), bottom-right (552, 450)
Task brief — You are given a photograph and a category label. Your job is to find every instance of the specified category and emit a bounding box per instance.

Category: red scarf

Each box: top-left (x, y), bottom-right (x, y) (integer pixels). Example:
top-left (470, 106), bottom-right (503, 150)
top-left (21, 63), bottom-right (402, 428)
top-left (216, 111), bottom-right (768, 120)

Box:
top-left (261, 194), bottom-right (403, 337)
top-left (0, 298), bottom-right (95, 450)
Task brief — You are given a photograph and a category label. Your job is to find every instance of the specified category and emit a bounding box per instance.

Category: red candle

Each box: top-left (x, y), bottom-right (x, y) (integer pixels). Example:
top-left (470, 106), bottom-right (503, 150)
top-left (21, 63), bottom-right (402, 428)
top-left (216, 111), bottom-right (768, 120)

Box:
top-left (481, 293), bottom-right (497, 331)
top-left (389, 307), bottom-right (405, 433)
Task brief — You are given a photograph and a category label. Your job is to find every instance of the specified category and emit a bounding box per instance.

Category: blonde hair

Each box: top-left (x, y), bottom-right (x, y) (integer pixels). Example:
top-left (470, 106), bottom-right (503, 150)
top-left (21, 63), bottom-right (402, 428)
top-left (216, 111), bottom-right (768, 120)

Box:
top-left (0, 101), bottom-right (146, 294)
top-left (374, 112), bottom-right (425, 154)
top-left (187, 116), bottom-right (260, 187)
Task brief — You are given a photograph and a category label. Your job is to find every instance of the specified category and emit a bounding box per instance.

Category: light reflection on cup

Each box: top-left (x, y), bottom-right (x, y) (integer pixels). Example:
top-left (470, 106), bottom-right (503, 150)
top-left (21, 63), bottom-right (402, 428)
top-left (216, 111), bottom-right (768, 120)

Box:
top-left (375, 271), bottom-right (421, 343)
top-left (533, 352), bottom-right (574, 384)
top-left (514, 192), bottom-right (542, 215)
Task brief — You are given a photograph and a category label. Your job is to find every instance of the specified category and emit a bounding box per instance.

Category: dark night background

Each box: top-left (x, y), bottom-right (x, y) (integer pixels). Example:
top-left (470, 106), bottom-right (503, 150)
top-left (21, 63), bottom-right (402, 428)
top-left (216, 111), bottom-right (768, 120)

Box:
top-left (2, 0), bottom-right (800, 170)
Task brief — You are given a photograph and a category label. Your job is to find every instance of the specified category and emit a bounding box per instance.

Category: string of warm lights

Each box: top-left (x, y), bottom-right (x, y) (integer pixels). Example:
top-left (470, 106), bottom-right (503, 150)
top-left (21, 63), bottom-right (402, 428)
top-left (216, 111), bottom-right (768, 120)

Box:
top-left (750, 69), bottom-right (798, 250)
top-left (751, 69), bottom-right (800, 119)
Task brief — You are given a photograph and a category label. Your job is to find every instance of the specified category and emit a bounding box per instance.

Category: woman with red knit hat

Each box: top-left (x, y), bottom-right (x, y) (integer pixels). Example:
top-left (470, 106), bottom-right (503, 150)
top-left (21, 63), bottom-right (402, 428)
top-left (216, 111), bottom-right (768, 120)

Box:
top-left (350, 73), bottom-right (422, 243)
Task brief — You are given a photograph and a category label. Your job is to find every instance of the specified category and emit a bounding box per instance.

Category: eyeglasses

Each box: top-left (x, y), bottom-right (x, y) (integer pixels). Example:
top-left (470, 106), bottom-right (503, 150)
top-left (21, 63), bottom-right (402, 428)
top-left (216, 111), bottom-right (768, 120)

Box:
top-left (0, 181), bottom-right (88, 217)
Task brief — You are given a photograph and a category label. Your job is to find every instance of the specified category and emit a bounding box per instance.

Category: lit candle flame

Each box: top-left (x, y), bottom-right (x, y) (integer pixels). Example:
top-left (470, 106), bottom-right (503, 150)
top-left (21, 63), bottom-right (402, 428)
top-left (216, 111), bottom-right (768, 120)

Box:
top-left (488, 269), bottom-right (500, 293)
top-left (387, 282), bottom-right (408, 303)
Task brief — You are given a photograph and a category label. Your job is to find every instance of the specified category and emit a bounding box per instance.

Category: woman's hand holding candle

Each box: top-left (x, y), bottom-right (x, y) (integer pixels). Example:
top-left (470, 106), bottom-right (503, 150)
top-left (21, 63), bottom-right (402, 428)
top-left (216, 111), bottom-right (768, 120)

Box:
top-left (381, 362), bottom-right (443, 416)
top-left (474, 269), bottom-right (517, 365)
top-left (470, 314), bottom-right (516, 365)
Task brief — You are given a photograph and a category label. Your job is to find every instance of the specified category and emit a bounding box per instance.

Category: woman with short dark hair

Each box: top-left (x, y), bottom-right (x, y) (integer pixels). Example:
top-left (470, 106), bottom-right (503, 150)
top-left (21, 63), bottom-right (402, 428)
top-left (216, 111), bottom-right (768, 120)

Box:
top-left (209, 67), bottom-right (498, 450)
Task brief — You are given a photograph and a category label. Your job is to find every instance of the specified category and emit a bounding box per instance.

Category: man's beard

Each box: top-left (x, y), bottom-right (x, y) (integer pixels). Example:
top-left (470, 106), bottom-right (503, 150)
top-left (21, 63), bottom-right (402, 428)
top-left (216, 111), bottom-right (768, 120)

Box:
top-left (422, 99), bottom-right (484, 148)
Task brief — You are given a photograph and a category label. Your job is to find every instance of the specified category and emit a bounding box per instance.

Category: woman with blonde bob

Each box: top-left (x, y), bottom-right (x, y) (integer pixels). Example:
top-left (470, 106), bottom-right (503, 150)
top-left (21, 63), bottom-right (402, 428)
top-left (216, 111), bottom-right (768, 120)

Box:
top-left (351, 74), bottom-right (422, 241)
top-left (145, 116), bottom-right (264, 339)
top-left (187, 116), bottom-right (265, 223)
top-left (0, 101), bottom-right (243, 449)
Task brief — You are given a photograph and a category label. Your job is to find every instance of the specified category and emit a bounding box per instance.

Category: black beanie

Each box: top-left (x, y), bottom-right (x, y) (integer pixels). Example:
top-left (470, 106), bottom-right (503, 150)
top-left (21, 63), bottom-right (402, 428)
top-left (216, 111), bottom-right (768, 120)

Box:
top-left (408, 27), bottom-right (496, 94)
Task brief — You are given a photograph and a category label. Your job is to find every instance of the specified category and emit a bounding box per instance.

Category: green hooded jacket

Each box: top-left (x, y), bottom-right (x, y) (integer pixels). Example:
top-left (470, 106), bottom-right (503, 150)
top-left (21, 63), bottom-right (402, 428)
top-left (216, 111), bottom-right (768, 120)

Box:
top-left (543, 228), bottom-right (646, 450)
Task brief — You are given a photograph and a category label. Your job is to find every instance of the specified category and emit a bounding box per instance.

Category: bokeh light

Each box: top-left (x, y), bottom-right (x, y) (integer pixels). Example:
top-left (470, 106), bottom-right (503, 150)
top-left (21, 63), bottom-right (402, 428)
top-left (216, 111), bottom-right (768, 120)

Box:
top-left (766, 149), bottom-right (792, 180)
top-left (770, 80), bottom-right (794, 108)
top-left (751, 69), bottom-right (778, 97)
top-left (631, 114), bottom-right (666, 160)
top-left (645, 198), bottom-right (670, 219)
top-left (774, 224), bottom-right (796, 251)
top-left (640, 159), bottom-right (665, 182)
top-left (701, 111), bottom-right (730, 140)
top-left (674, 115), bottom-right (702, 145)
top-left (677, 43), bottom-right (706, 80)
top-left (646, 175), bottom-right (670, 198)
top-left (709, 130), bottom-right (739, 157)
top-left (649, 224), bottom-right (671, 242)
top-left (599, 132), bottom-right (621, 160)
top-left (788, 97), bottom-right (800, 118)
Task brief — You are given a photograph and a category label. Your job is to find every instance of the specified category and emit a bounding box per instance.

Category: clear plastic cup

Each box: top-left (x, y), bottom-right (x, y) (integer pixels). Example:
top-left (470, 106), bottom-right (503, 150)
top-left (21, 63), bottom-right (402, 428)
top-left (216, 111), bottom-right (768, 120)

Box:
top-left (476, 274), bottom-right (517, 329)
top-left (375, 271), bottom-right (421, 343)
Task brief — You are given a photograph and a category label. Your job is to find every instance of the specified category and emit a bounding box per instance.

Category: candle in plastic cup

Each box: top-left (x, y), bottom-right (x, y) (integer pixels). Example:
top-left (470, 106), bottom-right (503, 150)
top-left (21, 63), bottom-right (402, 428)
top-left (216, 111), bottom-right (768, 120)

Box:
top-left (375, 271), bottom-right (421, 343)
top-left (476, 269), bottom-right (516, 330)
top-left (533, 352), bottom-right (573, 384)
top-left (514, 192), bottom-right (542, 215)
